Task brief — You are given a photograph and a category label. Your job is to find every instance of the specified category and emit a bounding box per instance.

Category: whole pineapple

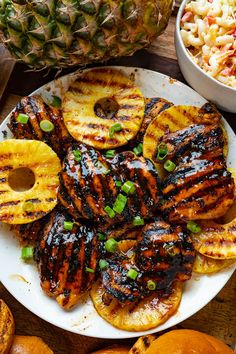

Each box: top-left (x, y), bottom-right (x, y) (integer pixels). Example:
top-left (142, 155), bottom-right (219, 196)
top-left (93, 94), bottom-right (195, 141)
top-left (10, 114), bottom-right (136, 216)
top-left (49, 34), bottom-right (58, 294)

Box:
top-left (0, 0), bottom-right (173, 69)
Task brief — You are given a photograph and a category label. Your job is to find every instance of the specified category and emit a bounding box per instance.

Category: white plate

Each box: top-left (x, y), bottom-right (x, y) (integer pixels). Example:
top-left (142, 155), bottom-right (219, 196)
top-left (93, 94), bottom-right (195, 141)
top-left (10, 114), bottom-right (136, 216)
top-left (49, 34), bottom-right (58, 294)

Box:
top-left (0, 67), bottom-right (235, 339)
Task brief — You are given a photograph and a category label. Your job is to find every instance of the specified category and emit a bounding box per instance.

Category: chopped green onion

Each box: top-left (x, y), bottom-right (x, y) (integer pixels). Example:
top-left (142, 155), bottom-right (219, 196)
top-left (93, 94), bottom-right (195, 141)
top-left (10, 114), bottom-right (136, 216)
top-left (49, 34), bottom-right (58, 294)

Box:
top-left (98, 232), bottom-right (106, 241)
top-left (50, 95), bottom-right (62, 108)
top-left (147, 280), bottom-right (156, 290)
top-left (73, 149), bottom-right (82, 162)
top-left (23, 201), bottom-right (34, 212)
top-left (157, 142), bottom-right (168, 160)
top-left (133, 143), bottom-right (143, 156)
top-left (109, 123), bottom-right (123, 138)
top-left (104, 169), bottom-right (111, 175)
top-left (105, 238), bottom-right (118, 253)
top-left (127, 268), bottom-right (138, 280)
top-left (40, 119), bottom-right (54, 133)
top-left (187, 221), bottom-right (201, 233)
top-left (105, 150), bottom-right (115, 158)
top-left (115, 181), bottom-right (122, 187)
top-left (133, 216), bottom-right (145, 226)
top-left (164, 159), bottom-right (176, 172)
top-left (86, 266), bottom-right (95, 273)
top-left (121, 181), bottom-right (136, 195)
top-left (104, 206), bottom-right (115, 218)
top-left (21, 247), bottom-right (34, 261)
top-left (163, 243), bottom-right (176, 257)
top-left (17, 113), bottom-right (29, 124)
top-left (99, 259), bottom-right (108, 270)
top-left (113, 193), bottom-right (127, 214)
top-left (64, 221), bottom-right (74, 231)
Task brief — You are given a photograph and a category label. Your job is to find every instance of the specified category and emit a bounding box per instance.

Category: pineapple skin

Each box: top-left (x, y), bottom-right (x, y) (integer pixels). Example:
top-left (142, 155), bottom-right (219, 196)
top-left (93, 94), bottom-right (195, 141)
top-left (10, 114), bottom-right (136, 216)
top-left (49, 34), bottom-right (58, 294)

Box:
top-left (0, 0), bottom-right (173, 69)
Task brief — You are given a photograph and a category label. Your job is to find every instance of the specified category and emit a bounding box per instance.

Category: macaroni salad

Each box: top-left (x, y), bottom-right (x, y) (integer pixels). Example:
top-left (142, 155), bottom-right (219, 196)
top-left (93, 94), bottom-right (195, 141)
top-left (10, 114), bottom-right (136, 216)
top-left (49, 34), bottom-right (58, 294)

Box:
top-left (180, 0), bottom-right (236, 88)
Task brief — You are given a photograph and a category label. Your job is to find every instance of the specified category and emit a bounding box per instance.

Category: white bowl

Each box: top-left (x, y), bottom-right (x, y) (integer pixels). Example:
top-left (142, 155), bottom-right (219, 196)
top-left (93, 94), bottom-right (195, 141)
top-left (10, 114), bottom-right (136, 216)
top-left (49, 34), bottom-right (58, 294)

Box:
top-left (175, 0), bottom-right (236, 113)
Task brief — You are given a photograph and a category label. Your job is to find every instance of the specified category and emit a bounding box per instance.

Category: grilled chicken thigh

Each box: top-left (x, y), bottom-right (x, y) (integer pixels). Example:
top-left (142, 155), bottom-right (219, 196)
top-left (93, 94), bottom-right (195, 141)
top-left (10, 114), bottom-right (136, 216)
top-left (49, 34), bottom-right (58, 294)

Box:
top-left (11, 215), bottom-right (50, 246)
top-left (100, 219), bottom-right (194, 304)
top-left (59, 143), bottom-right (161, 224)
top-left (161, 124), bottom-right (235, 222)
top-left (8, 95), bottom-right (72, 158)
top-left (135, 219), bottom-right (194, 281)
top-left (101, 256), bottom-right (149, 304)
top-left (35, 210), bottom-right (100, 309)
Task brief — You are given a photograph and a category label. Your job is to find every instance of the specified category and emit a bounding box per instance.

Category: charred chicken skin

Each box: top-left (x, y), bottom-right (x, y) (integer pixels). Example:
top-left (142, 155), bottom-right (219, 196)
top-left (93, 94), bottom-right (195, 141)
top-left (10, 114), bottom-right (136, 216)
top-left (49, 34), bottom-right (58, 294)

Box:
top-left (35, 209), bottom-right (100, 309)
top-left (59, 143), bottom-right (161, 224)
top-left (100, 219), bottom-right (194, 304)
top-left (8, 95), bottom-right (72, 158)
top-left (160, 124), bottom-right (235, 222)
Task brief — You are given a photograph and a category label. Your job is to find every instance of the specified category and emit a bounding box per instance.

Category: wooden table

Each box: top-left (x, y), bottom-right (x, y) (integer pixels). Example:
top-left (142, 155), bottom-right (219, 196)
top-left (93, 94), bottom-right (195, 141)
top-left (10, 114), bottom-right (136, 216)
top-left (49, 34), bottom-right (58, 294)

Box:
top-left (0, 14), bottom-right (236, 354)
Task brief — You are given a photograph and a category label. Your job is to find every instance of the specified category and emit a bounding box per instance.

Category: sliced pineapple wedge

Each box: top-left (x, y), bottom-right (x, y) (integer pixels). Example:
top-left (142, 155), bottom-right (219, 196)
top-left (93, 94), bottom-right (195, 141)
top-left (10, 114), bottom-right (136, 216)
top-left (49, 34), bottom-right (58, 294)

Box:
top-left (191, 220), bottom-right (236, 259)
top-left (62, 68), bottom-right (145, 149)
top-left (143, 105), bottom-right (225, 179)
top-left (0, 139), bottom-right (61, 224)
top-left (90, 281), bottom-right (182, 332)
top-left (193, 252), bottom-right (235, 274)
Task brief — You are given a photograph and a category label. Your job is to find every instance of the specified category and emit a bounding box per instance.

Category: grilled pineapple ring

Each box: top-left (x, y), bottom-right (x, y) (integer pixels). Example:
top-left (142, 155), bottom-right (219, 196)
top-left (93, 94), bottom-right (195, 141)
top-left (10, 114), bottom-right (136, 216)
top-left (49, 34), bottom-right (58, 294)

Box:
top-left (91, 280), bottom-right (182, 332)
top-left (143, 105), bottom-right (225, 179)
top-left (62, 68), bottom-right (145, 149)
top-left (191, 220), bottom-right (236, 259)
top-left (193, 252), bottom-right (235, 274)
top-left (0, 139), bottom-right (61, 224)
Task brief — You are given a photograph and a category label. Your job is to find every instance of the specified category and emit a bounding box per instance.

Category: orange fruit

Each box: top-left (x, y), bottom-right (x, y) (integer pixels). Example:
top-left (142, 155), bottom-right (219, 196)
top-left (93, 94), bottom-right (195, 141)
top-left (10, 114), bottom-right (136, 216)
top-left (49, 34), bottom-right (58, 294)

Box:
top-left (91, 345), bottom-right (130, 354)
top-left (145, 329), bottom-right (233, 354)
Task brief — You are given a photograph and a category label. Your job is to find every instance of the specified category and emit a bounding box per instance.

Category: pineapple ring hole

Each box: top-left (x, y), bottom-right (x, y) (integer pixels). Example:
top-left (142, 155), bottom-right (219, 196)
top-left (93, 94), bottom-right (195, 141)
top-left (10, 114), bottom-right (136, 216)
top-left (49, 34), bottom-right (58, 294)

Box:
top-left (8, 167), bottom-right (35, 192)
top-left (94, 97), bottom-right (120, 120)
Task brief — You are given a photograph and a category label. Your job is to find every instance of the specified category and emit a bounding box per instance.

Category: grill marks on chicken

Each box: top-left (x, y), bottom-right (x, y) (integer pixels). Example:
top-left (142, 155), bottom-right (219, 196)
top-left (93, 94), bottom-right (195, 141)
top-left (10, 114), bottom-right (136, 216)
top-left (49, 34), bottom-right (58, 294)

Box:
top-left (160, 124), bottom-right (235, 222)
top-left (8, 95), bottom-right (72, 158)
top-left (59, 143), bottom-right (161, 224)
top-left (100, 219), bottom-right (194, 304)
top-left (101, 256), bottom-right (148, 304)
top-left (36, 210), bottom-right (100, 309)
top-left (135, 220), bottom-right (195, 282)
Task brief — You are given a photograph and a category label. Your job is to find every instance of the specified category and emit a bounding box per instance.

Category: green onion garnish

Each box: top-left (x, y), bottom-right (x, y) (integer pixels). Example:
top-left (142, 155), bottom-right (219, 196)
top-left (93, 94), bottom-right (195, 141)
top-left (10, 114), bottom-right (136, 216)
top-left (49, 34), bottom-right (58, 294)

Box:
top-left (99, 259), bottom-right (108, 270)
top-left (133, 216), bottom-right (145, 226)
top-left (73, 149), bottom-right (82, 162)
top-left (105, 238), bottom-right (118, 253)
top-left (98, 232), bottom-right (106, 241)
top-left (17, 113), bottom-right (29, 124)
top-left (115, 181), bottom-right (122, 187)
top-left (104, 206), bottom-right (115, 218)
top-left (64, 221), bottom-right (74, 231)
top-left (109, 123), bottom-right (123, 138)
top-left (113, 193), bottom-right (127, 214)
top-left (104, 169), bottom-right (111, 175)
top-left (133, 143), bottom-right (143, 156)
top-left (157, 142), bottom-right (168, 160)
top-left (86, 266), bottom-right (95, 273)
top-left (50, 95), bottom-right (62, 108)
top-left (163, 243), bottom-right (176, 257)
top-left (147, 280), bottom-right (156, 290)
top-left (105, 150), bottom-right (115, 158)
top-left (121, 181), bottom-right (136, 195)
top-left (164, 159), bottom-right (176, 172)
top-left (187, 221), bottom-right (201, 233)
top-left (21, 247), bottom-right (34, 261)
top-left (127, 268), bottom-right (138, 280)
top-left (23, 201), bottom-right (34, 212)
top-left (40, 119), bottom-right (54, 133)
